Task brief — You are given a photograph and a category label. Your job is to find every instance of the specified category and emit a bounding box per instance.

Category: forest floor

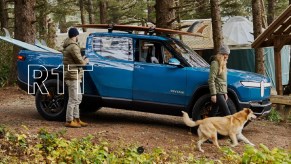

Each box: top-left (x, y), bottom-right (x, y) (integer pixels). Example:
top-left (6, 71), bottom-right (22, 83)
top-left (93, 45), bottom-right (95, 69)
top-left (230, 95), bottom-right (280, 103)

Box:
top-left (0, 86), bottom-right (290, 160)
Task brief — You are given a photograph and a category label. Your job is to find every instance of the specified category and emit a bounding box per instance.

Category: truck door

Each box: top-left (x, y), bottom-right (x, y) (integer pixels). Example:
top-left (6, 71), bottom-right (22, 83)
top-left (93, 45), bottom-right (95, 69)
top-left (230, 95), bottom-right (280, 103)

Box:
top-left (133, 40), bottom-right (187, 105)
top-left (86, 36), bottom-right (134, 99)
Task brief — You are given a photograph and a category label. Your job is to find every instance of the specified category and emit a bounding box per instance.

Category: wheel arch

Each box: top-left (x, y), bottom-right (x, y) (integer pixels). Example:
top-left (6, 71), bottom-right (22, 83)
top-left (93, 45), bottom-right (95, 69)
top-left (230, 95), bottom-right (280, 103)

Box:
top-left (34, 69), bottom-right (63, 92)
top-left (186, 85), bottom-right (241, 117)
top-left (227, 88), bottom-right (241, 111)
top-left (186, 85), bottom-right (209, 116)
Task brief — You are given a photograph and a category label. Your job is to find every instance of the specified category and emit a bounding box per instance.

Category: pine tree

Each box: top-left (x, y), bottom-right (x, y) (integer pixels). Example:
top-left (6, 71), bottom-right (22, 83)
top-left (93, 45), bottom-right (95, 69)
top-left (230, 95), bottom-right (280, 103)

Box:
top-left (210, 0), bottom-right (223, 54)
top-left (155, 0), bottom-right (175, 29)
top-left (0, 0), bottom-right (8, 29)
top-left (10, 0), bottom-right (36, 85)
top-left (252, 0), bottom-right (265, 75)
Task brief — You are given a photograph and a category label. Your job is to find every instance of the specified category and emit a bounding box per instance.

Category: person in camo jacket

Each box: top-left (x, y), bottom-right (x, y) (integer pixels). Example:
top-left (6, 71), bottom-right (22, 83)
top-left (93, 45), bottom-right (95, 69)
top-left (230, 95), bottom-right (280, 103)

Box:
top-left (208, 44), bottom-right (233, 117)
top-left (63, 27), bottom-right (89, 128)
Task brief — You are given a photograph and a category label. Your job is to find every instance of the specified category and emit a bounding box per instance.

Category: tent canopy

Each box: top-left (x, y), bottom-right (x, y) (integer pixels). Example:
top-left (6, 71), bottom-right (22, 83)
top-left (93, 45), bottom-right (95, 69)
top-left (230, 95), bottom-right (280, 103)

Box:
top-left (223, 16), bottom-right (254, 48)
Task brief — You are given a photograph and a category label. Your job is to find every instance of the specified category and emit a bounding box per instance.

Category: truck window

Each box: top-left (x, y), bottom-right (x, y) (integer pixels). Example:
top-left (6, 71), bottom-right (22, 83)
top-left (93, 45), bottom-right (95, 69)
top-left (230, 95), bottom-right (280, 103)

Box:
top-left (92, 36), bottom-right (133, 61)
top-left (136, 40), bottom-right (166, 64)
top-left (161, 46), bottom-right (173, 64)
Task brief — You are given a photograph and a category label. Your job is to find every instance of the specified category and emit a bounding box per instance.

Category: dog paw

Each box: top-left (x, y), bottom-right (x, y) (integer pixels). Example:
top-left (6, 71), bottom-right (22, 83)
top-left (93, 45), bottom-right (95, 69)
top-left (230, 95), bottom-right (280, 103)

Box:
top-left (248, 143), bottom-right (255, 146)
top-left (199, 149), bottom-right (204, 153)
top-left (230, 144), bottom-right (238, 147)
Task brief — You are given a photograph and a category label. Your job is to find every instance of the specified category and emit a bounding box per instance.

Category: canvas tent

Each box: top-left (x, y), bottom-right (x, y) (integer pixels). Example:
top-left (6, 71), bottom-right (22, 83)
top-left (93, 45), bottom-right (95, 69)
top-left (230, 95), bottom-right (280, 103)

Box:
top-left (184, 17), bottom-right (290, 87)
top-left (223, 16), bottom-right (254, 48)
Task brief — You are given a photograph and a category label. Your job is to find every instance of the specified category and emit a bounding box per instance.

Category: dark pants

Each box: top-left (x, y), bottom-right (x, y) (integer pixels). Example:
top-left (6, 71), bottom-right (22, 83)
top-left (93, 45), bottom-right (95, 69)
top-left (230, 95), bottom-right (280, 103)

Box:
top-left (209, 94), bottom-right (231, 117)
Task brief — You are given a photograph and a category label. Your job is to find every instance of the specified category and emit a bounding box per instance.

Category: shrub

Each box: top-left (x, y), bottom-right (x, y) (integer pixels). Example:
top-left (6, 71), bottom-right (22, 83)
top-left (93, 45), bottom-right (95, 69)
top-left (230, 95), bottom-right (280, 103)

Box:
top-left (0, 126), bottom-right (290, 163)
top-left (221, 144), bottom-right (291, 164)
top-left (265, 108), bottom-right (282, 123)
top-left (0, 41), bottom-right (13, 87)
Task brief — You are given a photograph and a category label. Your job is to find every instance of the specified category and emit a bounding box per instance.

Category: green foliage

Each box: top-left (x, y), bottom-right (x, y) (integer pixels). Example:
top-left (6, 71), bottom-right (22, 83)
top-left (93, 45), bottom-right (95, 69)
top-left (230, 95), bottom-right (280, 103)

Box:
top-left (264, 0), bottom-right (290, 17)
top-left (0, 126), bottom-right (290, 163)
top-left (242, 144), bottom-right (290, 164)
top-left (266, 108), bottom-right (282, 123)
top-left (221, 0), bottom-right (249, 17)
top-left (0, 125), bottom-right (6, 139)
top-left (0, 39), bottom-right (13, 87)
top-left (106, 0), bottom-right (149, 25)
top-left (221, 144), bottom-right (291, 164)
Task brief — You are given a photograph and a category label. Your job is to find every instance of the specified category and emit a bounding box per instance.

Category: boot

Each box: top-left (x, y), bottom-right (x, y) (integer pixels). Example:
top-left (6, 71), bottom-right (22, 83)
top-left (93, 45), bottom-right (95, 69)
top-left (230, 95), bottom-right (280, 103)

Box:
top-left (74, 118), bottom-right (88, 127)
top-left (65, 120), bottom-right (81, 128)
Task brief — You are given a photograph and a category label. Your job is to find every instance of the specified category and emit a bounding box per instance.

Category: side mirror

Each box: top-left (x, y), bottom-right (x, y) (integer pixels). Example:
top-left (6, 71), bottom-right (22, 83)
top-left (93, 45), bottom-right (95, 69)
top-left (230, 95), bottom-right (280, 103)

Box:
top-left (168, 58), bottom-right (183, 67)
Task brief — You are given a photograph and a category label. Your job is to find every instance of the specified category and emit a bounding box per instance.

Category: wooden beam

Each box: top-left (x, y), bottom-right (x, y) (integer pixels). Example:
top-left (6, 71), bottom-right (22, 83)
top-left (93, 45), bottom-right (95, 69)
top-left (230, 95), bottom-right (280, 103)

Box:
top-left (252, 5), bottom-right (291, 48)
top-left (260, 35), bottom-right (291, 47)
top-left (274, 17), bottom-right (291, 34)
top-left (259, 41), bottom-right (273, 47)
top-left (270, 95), bottom-right (291, 105)
top-left (274, 40), bottom-right (283, 95)
top-left (283, 25), bottom-right (291, 34)
top-left (261, 40), bottom-right (273, 47)
top-left (273, 35), bottom-right (291, 49)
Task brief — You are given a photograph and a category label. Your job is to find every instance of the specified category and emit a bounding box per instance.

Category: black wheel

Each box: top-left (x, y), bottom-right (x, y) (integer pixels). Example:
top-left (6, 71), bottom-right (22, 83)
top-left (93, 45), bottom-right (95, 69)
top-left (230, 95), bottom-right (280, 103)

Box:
top-left (35, 79), bottom-right (68, 121)
top-left (191, 94), bottom-right (237, 132)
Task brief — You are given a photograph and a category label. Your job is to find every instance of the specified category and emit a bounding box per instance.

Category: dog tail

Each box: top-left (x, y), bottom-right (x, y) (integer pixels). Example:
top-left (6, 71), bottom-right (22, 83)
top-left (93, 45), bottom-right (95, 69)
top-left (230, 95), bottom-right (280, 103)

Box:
top-left (181, 111), bottom-right (198, 127)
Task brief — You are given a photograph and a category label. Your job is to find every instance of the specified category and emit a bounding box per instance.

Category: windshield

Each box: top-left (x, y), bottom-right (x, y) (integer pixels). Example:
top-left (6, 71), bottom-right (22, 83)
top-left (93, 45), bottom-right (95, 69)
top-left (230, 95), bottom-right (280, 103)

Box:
top-left (168, 38), bottom-right (209, 67)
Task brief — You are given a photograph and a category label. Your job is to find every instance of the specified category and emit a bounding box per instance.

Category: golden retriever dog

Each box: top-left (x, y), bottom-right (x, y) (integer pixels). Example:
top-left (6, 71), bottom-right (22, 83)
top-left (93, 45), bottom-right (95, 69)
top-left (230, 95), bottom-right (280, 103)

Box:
top-left (181, 108), bottom-right (256, 152)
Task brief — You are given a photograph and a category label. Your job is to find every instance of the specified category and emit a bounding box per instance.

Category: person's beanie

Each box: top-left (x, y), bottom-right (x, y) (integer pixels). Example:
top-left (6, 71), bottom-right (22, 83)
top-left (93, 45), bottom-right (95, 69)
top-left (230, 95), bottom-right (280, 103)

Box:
top-left (218, 44), bottom-right (230, 55)
top-left (68, 28), bottom-right (79, 38)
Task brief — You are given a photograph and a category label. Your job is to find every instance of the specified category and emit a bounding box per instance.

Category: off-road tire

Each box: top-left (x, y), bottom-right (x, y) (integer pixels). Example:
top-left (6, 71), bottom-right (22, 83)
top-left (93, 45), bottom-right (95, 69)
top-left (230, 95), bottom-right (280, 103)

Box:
top-left (35, 79), bottom-right (68, 121)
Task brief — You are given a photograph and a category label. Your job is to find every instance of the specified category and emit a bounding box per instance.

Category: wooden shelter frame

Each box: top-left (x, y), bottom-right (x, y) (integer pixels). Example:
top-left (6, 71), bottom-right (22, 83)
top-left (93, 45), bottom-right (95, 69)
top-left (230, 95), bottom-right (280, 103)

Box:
top-left (252, 5), bottom-right (291, 95)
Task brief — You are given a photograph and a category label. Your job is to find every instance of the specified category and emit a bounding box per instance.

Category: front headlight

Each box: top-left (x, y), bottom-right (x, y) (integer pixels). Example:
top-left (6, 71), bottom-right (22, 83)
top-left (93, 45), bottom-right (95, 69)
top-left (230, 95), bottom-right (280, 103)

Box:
top-left (241, 81), bottom-right (271, 87)
top-left (241, 81), bottom-right (271, 97)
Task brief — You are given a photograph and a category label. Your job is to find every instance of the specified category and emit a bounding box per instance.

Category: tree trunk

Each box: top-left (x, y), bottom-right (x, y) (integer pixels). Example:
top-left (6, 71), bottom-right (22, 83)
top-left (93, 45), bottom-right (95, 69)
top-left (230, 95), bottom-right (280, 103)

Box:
top-left (147, 0), bottom-right (155, 23)
top-left (196, 0), bottom-right (210, 19)
top-left (14, 0), bottom-right (36, 42)
top-left (59, 16), bottom-right (67, 33)
top-left (99, 0), bottom-right (107, 24)
top-left (47, 21), bottom-right (56, 49)
top-left (38, 13), bottom-right (48, 40)
top-left (252, 0), bottom-right (265, 75)
top-left (9, 0), bottom-right (36, 85)
top-left (88, 0), bottom-right (95, 24)
top-left (210, 0), bottom-right (223, 54)
top-left (155, 0), bottom-right (175, 29)
top-left (0, 0), bottom-right (8, 29)
top-left (57, 0), bottom-right (67, 33)
top-left (267, 0), bottom-right (275, 25)
top-left (79, 0), bottom-right (86, 32)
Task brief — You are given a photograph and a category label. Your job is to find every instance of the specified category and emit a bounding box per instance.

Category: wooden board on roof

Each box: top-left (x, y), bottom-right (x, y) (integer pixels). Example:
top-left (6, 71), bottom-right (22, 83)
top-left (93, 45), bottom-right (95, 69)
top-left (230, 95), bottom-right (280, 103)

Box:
top-left (75, 24), bottom-right (203, 37)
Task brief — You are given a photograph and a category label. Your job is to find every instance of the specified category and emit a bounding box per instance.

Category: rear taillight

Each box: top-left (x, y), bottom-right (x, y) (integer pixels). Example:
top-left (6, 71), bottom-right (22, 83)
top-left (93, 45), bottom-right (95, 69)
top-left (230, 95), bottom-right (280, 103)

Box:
top-left (17, 55), bottom-right (26, 61)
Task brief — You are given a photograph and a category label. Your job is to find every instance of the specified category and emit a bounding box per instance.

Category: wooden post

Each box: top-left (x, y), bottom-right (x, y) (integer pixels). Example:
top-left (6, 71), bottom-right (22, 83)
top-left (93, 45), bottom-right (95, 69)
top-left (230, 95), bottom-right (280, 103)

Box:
top-left (270, 95), bottom-right (291, 121)
top-left (274, 40), bottom-right (283, 95)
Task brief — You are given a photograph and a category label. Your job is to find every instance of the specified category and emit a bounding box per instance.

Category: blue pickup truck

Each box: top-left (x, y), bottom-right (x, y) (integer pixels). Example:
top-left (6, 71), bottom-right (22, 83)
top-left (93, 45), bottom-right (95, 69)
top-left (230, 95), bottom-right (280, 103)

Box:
top-left (0, 27), bottom-right (272, 121)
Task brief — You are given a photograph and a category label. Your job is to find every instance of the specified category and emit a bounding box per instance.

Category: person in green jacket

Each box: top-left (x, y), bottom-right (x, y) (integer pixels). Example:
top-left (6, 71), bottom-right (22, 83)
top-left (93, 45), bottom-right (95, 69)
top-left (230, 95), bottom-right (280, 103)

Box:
top-left (208, 44), bottom-right (232, 116)
top-left (63, 28), bottom-right (89, 128)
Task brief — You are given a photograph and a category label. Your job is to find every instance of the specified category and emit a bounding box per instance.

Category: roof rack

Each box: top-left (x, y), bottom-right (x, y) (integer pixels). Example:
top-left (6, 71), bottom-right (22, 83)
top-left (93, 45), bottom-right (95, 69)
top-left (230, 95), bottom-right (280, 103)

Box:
top-left (75, 24), bottom-right (204, 37)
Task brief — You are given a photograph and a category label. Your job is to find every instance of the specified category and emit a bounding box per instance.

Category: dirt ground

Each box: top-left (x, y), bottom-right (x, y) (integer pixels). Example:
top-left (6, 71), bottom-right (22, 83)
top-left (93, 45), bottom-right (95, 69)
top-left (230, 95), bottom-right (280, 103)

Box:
top-left (0, 86), bottom-right (290, 159)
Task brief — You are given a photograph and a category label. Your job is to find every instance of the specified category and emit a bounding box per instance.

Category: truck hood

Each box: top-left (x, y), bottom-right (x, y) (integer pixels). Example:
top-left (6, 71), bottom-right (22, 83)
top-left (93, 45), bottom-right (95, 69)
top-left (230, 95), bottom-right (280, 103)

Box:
top-left (227, 68), bottom-right (270, 82)
top-left (189, 67), bottom-right (270, 83)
